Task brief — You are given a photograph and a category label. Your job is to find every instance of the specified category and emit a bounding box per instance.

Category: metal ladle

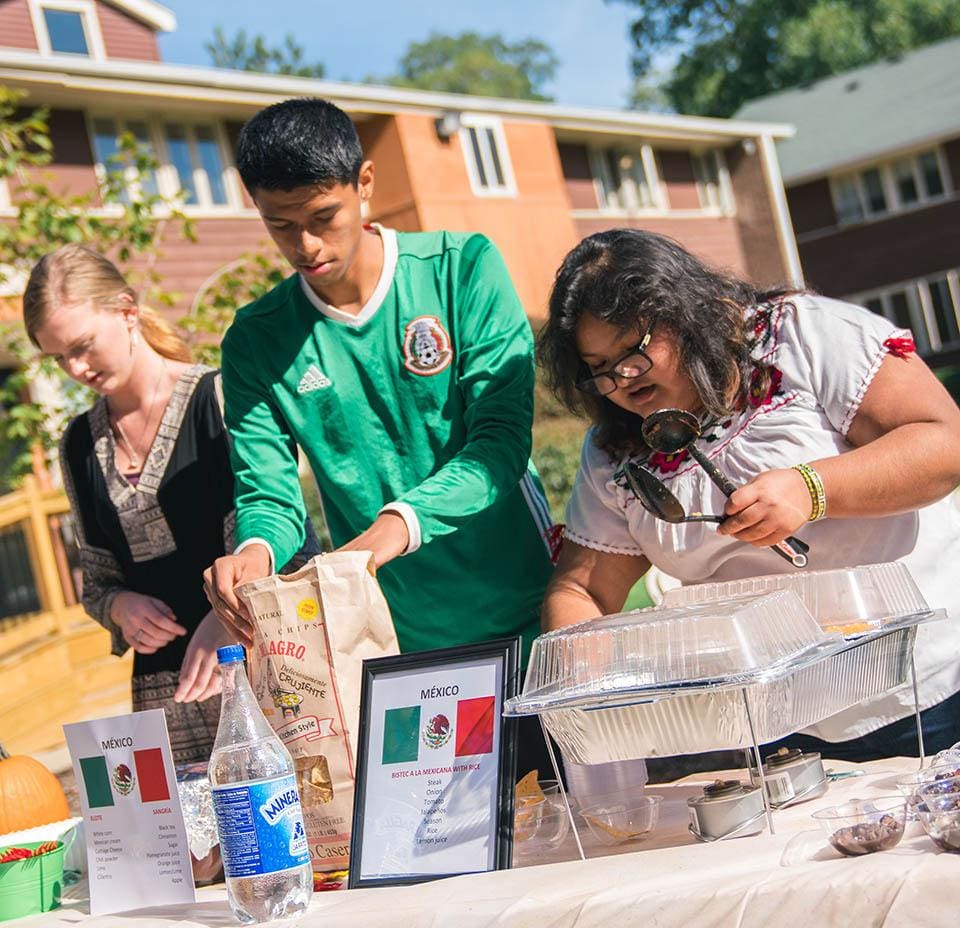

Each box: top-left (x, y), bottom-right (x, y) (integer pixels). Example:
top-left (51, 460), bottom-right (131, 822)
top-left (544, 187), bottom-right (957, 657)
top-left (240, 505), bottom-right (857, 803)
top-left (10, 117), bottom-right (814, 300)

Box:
top-left (640, 408), bottom-right (810, 568)
top-left (625, 461), bottom-right (725, 524)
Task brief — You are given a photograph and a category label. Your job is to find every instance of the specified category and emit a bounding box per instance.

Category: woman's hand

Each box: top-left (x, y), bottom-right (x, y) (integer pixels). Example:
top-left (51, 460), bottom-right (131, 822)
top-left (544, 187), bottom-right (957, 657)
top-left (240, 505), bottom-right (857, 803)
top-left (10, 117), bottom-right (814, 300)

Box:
top-left (111, 591), bottom-right (187, 654)
top-left (717, 468), bottom-right (812, 547)
top-left (174, 610), bottom-right (237, 703)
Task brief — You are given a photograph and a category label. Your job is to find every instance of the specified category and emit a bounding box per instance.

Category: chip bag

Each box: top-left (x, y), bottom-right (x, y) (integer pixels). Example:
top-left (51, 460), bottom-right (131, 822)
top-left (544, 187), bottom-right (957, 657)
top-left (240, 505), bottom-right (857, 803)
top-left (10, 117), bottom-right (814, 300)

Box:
top-left (239, 552), bottom-right (399, 872)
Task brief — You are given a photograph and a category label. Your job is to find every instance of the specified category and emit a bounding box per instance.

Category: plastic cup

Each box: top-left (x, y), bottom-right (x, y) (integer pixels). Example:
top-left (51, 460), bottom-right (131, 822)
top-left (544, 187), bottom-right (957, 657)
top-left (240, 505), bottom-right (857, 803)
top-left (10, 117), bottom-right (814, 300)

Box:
top-left (578, 795), bottom-right (662, 846)
top-left (811, 797), bottom-right (906, 856)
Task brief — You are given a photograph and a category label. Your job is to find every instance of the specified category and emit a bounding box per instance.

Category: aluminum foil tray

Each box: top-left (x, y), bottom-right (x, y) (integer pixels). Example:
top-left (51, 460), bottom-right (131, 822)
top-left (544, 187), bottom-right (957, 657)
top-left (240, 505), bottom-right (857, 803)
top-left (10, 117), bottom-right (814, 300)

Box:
top-left (661, 562), bottom-right (928, 637)
top-left (523, 627), bottom-right (919, 762)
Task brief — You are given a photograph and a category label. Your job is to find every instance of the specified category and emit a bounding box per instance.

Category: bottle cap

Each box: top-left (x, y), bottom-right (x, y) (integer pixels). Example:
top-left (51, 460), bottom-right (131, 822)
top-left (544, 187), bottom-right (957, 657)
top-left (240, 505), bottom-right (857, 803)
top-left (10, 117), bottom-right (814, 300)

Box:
top-left (217, 645), bottom-right (246, 664)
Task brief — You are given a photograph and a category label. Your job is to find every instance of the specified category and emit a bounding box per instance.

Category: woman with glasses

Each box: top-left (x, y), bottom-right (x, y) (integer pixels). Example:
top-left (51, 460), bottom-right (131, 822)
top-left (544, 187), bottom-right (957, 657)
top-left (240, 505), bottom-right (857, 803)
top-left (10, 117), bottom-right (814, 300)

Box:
top-left (536, 228), bottom-right (960, 764)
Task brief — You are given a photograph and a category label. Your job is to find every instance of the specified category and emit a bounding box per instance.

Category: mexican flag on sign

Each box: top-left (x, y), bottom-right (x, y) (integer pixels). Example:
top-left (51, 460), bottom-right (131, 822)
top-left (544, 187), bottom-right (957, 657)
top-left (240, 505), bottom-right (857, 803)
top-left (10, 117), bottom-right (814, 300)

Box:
top-left (78, 748), bottom-right (171, 807)
top-left (381, 696), bottom-right (496, 764)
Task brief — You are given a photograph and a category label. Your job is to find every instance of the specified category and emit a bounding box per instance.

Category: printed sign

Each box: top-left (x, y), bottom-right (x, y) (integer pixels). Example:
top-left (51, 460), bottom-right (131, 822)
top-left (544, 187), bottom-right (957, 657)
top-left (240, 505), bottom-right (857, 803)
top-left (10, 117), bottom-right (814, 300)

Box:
top-left (63, 709), bottom-right (196, 915)
top-left (349, 639), bottom-right (519, 888)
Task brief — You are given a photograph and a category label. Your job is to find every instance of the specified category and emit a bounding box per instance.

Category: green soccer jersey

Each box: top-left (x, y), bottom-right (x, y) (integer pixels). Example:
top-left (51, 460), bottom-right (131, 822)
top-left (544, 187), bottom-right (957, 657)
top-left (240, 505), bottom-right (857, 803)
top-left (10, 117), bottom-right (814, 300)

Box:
top-left (221, 228), bottom-right (554, 656)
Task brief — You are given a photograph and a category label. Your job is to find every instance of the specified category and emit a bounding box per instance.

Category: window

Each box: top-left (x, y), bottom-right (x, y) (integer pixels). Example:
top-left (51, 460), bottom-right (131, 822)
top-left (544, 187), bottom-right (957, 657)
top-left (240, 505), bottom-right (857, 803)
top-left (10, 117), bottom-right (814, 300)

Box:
top-left (30, 0), bottom-right (104, 59)
top-left (590, 145), bottom-right (660, 212)
top-left (90, 117), bottom-right (158, 204)
top-left (88, 117), bottom-right (235, 210)
top-left (691, 151), bottom-right (731, 211)
top-left (162, 124), bottom-right (230, 206)
top-left (458, 116), bottom-right (516, 197)
top-left (858, 269), bottom-right (960, 354)
top-left (831, 148), bottom-right (950, 226)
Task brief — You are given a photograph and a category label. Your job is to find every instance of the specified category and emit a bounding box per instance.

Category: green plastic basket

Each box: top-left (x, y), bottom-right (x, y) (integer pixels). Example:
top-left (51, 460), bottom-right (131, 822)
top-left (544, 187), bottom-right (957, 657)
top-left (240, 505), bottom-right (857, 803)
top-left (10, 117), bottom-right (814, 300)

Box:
top-left (0, 840), bottom-right (65, 922)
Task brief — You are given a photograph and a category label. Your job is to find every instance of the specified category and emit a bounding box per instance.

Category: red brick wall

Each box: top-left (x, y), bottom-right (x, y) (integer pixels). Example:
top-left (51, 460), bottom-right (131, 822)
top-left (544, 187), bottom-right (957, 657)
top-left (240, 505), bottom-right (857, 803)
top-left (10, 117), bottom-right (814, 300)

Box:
top-left (658, 149), bottom-right (700, 210)
top-left (557, 142), bottom-right (598, 210)
top-left (787, 178), bottom-right (836, 235)
top-left (573, 215), bottom-right (749, 280)
top-left (725, 141), bottom-right (789, 287)
top-left (95, 0), bottom-right (160, 62)
top-left (798, 196), bottom-right (960, 296)
top-left (0, 0), bottom-right (39, 50)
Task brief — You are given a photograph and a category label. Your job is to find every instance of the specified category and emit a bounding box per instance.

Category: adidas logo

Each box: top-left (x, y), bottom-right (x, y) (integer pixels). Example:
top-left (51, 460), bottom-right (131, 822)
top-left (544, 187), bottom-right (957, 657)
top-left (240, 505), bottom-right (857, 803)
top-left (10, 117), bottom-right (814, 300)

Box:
top-left (296, 365), bottom-right (332, 394)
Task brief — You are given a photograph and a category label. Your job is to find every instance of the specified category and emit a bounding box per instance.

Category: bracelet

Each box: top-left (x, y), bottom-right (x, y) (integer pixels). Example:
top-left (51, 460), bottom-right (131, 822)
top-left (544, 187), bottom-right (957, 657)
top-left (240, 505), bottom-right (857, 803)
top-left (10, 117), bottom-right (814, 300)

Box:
top-left (792, 463), bottom-right (827, 522)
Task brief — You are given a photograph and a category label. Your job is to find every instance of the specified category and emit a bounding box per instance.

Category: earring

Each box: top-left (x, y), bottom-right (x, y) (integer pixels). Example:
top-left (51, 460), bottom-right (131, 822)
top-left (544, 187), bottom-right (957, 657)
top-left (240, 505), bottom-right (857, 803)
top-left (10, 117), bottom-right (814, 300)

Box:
top-left (130, 328), bottom-right (140, 350)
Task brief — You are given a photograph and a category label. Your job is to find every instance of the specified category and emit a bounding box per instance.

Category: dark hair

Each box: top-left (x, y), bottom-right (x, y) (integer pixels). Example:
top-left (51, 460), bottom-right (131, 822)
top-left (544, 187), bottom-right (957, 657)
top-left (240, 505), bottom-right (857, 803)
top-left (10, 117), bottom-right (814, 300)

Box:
top-left (236, 97), bottom-right (363, 193)
top-left (536, 229), bottom-right (799, 457)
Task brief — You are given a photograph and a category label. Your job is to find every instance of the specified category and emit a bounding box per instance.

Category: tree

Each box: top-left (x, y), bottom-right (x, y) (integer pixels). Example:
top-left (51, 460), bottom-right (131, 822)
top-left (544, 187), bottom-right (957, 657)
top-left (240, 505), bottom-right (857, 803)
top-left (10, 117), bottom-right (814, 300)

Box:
top-left (205, 27), bottom-right (325, 77)
top-left (0, 87), bottom-right (196, 486)
top-left (613, 0), bottom-right (960, 116)
top-left (388, 31), bottom-right (558, 101)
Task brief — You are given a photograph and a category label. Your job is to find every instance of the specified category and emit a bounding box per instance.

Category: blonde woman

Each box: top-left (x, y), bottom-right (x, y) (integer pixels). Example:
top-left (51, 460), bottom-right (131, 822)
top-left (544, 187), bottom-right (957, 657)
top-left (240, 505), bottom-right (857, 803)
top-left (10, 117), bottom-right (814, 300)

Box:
top-left (24, 245), bottom-right (317, 764)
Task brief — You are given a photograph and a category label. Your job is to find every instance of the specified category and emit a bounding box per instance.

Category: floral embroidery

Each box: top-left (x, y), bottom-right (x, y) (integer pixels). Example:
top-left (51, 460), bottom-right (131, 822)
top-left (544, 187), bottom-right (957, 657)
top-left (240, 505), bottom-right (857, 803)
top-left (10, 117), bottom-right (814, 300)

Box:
top-left (648, 448), bottom-right (690, 473)
top-left (748, 365), bottom-right (784, 408)
top-left (883, 336), bottom-right (916, 358)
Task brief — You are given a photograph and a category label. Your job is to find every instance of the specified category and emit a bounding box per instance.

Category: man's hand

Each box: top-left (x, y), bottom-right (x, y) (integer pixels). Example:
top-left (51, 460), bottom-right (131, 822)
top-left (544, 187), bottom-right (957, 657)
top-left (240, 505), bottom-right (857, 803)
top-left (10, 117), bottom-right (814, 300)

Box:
top-left (203, 544), bottom-right (272, 647)
top-left (111, 592), bottom-right (186, 654)
top-left (337, 511), bottom-right (410, 570)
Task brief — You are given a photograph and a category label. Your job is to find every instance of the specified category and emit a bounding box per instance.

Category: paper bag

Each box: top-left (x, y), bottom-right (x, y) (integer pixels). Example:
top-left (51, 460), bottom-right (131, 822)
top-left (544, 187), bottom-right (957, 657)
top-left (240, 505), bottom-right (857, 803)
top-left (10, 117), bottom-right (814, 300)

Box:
top-left (238, 551), bottom-right (399, 872)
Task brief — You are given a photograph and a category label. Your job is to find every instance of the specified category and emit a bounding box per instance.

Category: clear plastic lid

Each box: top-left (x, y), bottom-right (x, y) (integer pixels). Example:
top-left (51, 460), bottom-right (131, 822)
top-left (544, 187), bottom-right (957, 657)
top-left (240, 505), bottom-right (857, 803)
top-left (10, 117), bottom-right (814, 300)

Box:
top-left (661, 562), bottom-right (929, 636)
top-left (518, 590), bottom-right (825, 710)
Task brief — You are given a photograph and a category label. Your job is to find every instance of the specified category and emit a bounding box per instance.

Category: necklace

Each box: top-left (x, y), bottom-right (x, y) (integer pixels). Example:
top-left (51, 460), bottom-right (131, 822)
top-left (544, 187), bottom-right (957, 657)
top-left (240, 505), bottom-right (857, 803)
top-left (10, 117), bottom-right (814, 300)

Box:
top-left (111, 361), bottom-right (166, 472)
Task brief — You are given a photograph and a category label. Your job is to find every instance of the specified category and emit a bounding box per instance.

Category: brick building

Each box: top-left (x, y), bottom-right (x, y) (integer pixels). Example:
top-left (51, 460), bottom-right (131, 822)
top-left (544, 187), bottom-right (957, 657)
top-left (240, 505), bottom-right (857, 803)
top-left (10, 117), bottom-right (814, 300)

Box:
top-left (1, 0), bottom-right (799, 328)
top-left (739, 38), bottom-right (960, 366)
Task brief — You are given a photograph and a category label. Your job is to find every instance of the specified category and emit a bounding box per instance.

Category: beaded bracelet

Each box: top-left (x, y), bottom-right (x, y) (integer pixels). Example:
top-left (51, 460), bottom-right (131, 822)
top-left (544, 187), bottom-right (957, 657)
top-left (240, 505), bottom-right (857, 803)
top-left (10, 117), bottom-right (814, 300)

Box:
top-left (792, 463), bottom-right (827, 522)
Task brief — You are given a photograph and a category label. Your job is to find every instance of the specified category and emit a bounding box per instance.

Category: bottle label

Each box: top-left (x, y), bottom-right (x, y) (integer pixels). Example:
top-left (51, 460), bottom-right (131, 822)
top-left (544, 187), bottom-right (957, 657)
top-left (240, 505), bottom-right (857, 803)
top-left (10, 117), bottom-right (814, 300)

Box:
top-left (212, 774), bottom-right (310, 878)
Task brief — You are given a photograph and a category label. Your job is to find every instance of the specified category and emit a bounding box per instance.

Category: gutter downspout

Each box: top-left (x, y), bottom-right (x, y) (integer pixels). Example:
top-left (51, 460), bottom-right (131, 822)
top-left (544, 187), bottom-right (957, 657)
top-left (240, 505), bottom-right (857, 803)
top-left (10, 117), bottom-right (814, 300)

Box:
top-left (757, 134), bottom-right (804, 288)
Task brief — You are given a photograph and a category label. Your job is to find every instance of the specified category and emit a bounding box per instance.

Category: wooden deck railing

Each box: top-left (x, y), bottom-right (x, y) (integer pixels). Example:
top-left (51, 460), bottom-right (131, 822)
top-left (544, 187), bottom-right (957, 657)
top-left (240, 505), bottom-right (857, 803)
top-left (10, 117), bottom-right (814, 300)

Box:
top-left (0, 476), bottom-right (131, 754)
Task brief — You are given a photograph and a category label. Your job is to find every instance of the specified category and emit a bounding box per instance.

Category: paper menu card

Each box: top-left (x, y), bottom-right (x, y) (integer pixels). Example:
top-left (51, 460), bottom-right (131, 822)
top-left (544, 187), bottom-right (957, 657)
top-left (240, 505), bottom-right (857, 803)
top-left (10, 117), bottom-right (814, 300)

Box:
top-left (63, 709), bottom-right (197, 915)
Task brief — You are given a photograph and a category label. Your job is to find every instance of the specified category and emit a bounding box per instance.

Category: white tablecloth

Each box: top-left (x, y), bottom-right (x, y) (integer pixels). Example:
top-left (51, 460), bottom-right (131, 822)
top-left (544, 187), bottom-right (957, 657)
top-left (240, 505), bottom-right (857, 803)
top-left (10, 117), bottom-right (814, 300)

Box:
top-left (32, 758), bottom-right (959, 928)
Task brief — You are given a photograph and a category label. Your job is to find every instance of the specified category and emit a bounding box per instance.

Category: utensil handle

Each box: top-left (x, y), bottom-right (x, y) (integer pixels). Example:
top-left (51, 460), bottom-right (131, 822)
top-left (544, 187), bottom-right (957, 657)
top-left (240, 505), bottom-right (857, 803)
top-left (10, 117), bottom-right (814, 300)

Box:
top-left (773, 536), bottom-right (809, 568)
top-left (687, 446), bottom-right (810, 567)
top-left (686, 445), bottom-right (738, 497)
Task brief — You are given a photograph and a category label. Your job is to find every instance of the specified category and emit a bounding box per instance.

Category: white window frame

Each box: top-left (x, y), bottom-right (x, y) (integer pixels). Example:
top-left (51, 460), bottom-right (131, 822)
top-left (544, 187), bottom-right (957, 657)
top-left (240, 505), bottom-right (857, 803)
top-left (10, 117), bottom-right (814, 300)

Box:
top-left (86, 113), bottom-right (161, 207)
top-left (691, 149), bottom-right (734, 214)
top-left (28, 0), bottom-right (106, 60)
top-left (86, 114), bottom-right (243, 215)
top-left (157, 121), bottom-right (242, 212)
top-left (853, 268), bottom-right (960, 355)
top-left (458, 114), bottom-right (517, 198)
top-left (587, 142), bottom-right (666, 215)
top-left (830, 146), bottom-right (952, 228)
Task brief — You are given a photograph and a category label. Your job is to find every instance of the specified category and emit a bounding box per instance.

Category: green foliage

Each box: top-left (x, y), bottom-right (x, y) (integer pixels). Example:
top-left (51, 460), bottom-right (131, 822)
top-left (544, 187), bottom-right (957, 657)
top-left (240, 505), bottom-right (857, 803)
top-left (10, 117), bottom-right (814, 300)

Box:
top-left (0, 86), bottom-right (194, 486)
top-left (613, 0), bottom-right (960, 116)
top-left (387, 31), bottom-right (559, 101)
top-left (178, 253), bottom-right (287, 367)
top-left (205, 27), bottom-right (325, 77)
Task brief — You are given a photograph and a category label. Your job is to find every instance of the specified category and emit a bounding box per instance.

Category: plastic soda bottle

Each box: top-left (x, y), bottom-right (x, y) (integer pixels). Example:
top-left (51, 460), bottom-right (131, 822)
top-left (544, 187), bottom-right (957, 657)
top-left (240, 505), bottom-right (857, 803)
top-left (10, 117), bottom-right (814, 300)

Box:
top-left (209, 645), bottom-right (313, 923)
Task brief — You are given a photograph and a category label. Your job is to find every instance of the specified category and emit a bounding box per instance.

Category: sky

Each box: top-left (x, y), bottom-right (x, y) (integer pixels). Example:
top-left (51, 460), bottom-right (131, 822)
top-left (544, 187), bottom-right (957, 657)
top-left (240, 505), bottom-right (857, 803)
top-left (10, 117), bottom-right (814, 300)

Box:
top-left (156, 0), bottom-right (639, 109)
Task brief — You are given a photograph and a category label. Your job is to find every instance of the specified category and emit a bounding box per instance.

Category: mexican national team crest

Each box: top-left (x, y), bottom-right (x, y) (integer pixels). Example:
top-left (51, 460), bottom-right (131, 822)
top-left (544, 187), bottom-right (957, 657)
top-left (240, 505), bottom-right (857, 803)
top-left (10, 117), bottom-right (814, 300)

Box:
top-left (112, 762), bottom-right (135, 796)
top-left (402, 316), bottom-right (453, 376)
top-left (422, 713), bottom-right (452, 750)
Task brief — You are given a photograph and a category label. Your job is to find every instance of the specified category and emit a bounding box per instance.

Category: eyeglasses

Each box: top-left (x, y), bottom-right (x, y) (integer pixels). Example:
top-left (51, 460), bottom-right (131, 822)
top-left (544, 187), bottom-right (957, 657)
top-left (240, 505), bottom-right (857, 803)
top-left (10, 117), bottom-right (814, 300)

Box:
top-left (576, 323), bottom-right (655, 397)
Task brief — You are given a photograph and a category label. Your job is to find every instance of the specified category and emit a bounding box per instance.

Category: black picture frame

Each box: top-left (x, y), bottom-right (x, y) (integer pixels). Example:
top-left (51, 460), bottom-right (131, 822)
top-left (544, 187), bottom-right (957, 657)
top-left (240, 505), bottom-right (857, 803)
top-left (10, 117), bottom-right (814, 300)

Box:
top-left (347, 637), bottom-right (521, 889)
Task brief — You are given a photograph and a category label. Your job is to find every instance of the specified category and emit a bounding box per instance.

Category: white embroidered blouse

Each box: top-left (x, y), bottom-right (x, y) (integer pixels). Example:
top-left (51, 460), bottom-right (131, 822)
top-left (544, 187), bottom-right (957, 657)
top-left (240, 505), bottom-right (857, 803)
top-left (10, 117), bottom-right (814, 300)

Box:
top-left (564, 294), bottom-right (960, 741)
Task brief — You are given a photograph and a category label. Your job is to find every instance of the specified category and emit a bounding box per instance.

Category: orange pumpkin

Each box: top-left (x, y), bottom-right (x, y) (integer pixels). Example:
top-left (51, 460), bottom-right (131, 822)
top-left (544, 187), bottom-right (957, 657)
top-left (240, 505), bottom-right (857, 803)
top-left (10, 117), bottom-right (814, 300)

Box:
top-left (0, 742), bottom-right (70, 835)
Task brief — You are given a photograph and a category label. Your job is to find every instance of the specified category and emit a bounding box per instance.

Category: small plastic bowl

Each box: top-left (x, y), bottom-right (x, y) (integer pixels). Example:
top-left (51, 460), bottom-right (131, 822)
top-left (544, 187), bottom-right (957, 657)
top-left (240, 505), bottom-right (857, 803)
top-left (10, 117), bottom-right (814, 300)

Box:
top-left (514, 795), bottom-right (546, 843)
top-left (513, 804), bottom-right (573, 855)
top-left (895, 761), bottom-right (960, 799)
top-left (578, 795), bottom-right (662, 846)
top-left (915, 784), bottom-right (960, 852)
top-left (811, 797), bottom-right (906, 856)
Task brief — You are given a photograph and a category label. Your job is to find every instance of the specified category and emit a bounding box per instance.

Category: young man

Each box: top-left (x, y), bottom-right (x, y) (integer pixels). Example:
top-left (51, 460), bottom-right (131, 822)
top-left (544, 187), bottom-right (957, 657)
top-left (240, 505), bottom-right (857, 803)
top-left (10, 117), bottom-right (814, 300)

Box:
top-left (204, 98), bottom-right (554, 674)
